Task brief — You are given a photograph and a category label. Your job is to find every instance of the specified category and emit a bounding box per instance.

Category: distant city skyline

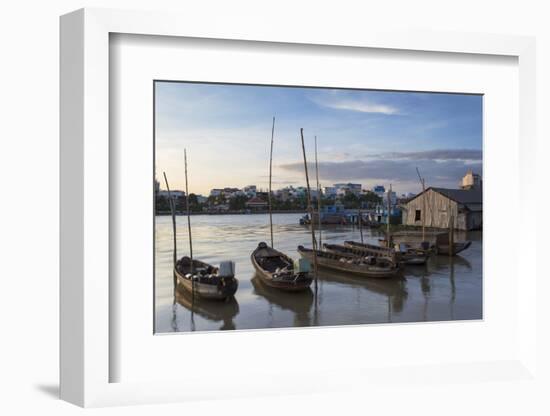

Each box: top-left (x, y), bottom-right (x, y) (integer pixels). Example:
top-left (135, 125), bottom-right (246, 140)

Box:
top-left (155, 82), bottom-right (482, 195)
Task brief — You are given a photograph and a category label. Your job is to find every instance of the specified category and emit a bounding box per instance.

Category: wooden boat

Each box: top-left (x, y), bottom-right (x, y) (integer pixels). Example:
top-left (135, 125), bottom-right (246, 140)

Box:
top-left (437, 240), bottom-right (472, 255)
top-left (324, 242), bottom-right (396, 261)
top-left (343, 240), bottom-right (430, 265)
top-left (297, 245), bottom-right (401, 278)
top-left (251, 242), bottom-right (313, 291)
top-left (175, 256), bottom-right (238, 300)
top-left (299, 212), bottom-right (347, 225)
top-left (379, 231), bottom-right (471, 257)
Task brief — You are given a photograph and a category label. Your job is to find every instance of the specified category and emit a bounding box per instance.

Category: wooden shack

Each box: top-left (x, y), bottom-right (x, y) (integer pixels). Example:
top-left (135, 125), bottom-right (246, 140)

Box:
top-left (401, 187), bottom-right (482, 231)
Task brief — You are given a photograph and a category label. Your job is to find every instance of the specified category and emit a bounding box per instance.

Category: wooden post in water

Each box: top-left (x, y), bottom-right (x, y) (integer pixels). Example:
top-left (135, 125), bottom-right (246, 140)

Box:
top-left (358, 207), bottom-right (364, 243)
top-left (447, 198), bottom-right (455, 256)
top-left (184, 149), bottom-right (193, 274)
top-left (162, 172), bottom-right (177, 267)
top-left (416, 167), bottom-right (426, 242)
top-left (314, 135), bottom-right (322, 248)
top-left (300, 128), bottom-right (318, 291)
top-left (268, 117), bottom-right (275, 248)
top-left (386, 184), bottom-right (392, 248)
top-left (449, 215), bottom-right (455, 257)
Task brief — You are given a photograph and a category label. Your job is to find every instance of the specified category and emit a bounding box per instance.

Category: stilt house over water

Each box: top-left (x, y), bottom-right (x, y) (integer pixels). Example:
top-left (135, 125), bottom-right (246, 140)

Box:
top-left (401, 187), bottom-right (482, 231)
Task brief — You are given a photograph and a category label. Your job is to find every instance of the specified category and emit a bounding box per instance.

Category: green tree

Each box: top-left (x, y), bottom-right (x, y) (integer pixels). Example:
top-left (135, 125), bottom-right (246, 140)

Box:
top-left (342, 193), bottom-right (359, 209)
top-left (229, 195), bottom-right (247, 211)
top-left (155, 195), bottom-right (171, 213)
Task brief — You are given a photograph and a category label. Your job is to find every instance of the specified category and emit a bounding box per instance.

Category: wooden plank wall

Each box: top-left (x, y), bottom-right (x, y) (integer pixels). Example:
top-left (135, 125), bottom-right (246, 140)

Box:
top-left (402, 189), bottom-right (460, 229)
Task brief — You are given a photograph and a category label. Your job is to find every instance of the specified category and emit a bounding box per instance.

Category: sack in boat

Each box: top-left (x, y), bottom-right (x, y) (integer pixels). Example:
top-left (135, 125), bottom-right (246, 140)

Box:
top-left (293, 258), bottom-right (311, 273)
top-left (218, 260), bottom-right (235, 277)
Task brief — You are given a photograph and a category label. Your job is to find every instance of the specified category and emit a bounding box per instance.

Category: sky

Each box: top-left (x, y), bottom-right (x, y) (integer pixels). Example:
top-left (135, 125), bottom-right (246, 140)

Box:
top-left (155, 82), bottom-right (482, 196)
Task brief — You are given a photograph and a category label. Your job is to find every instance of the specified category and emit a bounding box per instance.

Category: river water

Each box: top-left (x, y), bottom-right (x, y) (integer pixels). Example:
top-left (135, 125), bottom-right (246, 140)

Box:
top-left (155, 213), bottom-right (482, 333)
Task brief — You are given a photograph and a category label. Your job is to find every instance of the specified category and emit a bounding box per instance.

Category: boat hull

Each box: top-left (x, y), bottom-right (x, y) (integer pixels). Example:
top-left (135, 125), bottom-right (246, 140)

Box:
top-left (252, 262), bottom-right (313, 291)
top-left (380, 231), bottom-right (471, 257)
top-left (251, 243), bottom-right (312, 291)
top-left (342, 241), bottom-right (429, 266)
top-left (175, 269), bottom-right (238, 300)
top-left (298, 246), bottom-right (401, 279)
top-left (437, 241), bottom-right (472, 255)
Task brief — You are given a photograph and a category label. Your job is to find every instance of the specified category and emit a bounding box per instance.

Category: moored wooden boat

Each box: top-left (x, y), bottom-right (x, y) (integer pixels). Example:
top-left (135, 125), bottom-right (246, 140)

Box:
top-left (437, 240), bottom-right (472, 255)
top-left (251, 242), bottom-right (313, 291)
top-left (297, 245), bottom-right (401, 278)
top-left (379, 231), bottom-right (471, 257)
top-left (175, 256), bottom-right (238, 300)
top-left (324, 242), bottom-right (397, 262)
top-left (299, 212), bottom-right (347, 225)
top-left (344, 240), bottom-right (430, 265)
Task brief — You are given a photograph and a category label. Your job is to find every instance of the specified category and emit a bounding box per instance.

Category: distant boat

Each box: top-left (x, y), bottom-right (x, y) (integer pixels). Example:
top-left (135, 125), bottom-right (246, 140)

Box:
top-left (297, 245), bottom-right (401, 278)
top-left (299, 212), bottom-right (347, 225)
top-left (251, 242), bottom-right (313, 291)
top-left (342, 240), bottom-right (430, 265)
top-left (175, 257), bottom-right (238, 300)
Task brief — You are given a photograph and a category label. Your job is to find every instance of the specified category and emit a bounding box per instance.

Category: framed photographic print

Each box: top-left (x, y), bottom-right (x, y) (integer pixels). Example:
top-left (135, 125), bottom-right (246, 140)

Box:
top-left (60, 8), bottom-right (538, 408)
top-left (153, 81), bottom-right (483, 334)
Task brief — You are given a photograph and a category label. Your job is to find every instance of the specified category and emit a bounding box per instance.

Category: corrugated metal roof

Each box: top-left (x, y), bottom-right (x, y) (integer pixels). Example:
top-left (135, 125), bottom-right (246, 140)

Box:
top-left (431, 187), bottom-right (482, 204)
top-left (406, 187), bottom-right (482, 205)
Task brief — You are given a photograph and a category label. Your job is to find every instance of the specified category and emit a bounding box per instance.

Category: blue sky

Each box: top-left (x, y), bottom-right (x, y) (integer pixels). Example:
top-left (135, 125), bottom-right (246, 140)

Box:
top-left (155, 82), bottom-right (482, 195)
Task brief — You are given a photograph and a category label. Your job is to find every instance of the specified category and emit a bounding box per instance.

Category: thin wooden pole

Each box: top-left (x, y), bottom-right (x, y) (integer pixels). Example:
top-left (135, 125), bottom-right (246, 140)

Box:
top-left (268, 117), bottom-right (275, 248)
top-left (162, 172), bottom-right (177, 267)
top-left (300, 128), bottom-right (318, 291)
top-left (359, 207), bottom-right (364, 243)
top-left (314, 135), bottom-right (322, 248)
top-left (386, 184), bottom-right (392, 248)
top-left (416, 167), bottom-right (426, 241)
top-left (448, 199), bottom-right (455, 257)
top-left (184, 149), bottom-right (193, 274)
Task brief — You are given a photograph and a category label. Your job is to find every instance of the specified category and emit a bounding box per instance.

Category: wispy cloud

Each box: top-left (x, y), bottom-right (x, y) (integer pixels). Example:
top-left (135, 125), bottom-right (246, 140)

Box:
top-left (310, 93), bottom-right (401, 115)
top-left (279, 155), bottom-right (482, 191)
top-left (369, 149), bottom-right (482, 162)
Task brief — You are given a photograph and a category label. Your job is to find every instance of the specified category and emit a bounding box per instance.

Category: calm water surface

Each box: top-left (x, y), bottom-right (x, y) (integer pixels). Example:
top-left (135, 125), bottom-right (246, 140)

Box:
top-left (155, 213), bottom-right (482, 333)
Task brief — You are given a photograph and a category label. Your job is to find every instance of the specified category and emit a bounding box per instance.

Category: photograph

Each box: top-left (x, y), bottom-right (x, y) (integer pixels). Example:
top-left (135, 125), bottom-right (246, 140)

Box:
top-left (154, 81), bottom-right (483, 333)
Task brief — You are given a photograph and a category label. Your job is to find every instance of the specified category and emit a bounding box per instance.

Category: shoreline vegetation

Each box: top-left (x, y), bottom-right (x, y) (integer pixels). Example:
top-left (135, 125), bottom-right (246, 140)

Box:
top-left (155, 191), bottom-right (383, 214)
top-left (155, 209), bottom-right (307, 216)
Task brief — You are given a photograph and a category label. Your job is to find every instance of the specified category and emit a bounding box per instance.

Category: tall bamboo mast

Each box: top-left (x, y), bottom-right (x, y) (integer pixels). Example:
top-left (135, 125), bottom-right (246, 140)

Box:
top-left (162, 172), bottom-right (177, 267)
top-left (416, 167), bottom-right (426, 241)
top-left (314, 135), bottom-right (322, 248)
top-left (184, 149), bottom-right (193, 274)
top-left (268, 117), bottom-right (275, 248)
top-left (300, 128), bottom-right (318, 290)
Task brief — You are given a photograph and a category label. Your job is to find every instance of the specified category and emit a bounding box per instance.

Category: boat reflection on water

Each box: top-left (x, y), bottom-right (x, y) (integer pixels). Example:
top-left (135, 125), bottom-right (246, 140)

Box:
top-left (431, 254), bottom-right (472, 272)
top-left (174, 287), bottom-right (240, 331)
top-left (251, 274), bottom-right (314, 327)
top-left (403, 253), bottom-right (471, 321)
top-left (316, 268), bottom-right (409, 314)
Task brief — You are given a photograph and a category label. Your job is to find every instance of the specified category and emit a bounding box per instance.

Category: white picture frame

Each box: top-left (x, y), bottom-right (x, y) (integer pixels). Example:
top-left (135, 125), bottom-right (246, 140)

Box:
top-left (60, 8), bottom-right (538, 407)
